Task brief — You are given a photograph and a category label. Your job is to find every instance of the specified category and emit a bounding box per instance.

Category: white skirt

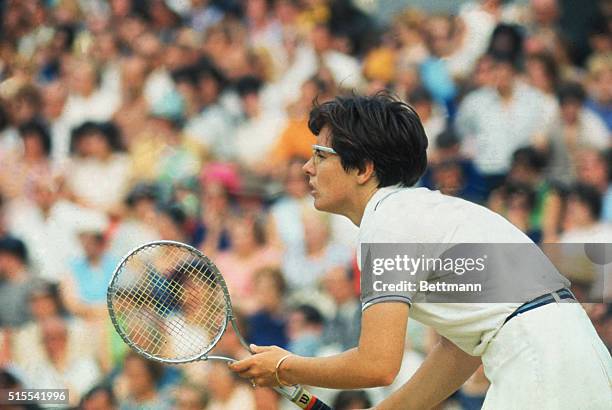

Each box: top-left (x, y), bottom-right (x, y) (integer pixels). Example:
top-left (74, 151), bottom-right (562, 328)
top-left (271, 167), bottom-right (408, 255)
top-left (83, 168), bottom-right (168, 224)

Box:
top-left (481, 302), bottom-right (612, 410)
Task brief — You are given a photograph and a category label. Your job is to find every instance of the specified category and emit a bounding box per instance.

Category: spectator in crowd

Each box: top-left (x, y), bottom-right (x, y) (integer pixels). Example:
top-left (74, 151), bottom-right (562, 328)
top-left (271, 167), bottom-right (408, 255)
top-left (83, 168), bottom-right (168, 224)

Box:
top-left (184, 61), bottom-right (236, 161)
top-left (585, 54), bottom-right (612, 131)
top-left (61, 211), bottom-right (117, 322)
top-left (109, 183), bottom-right (161, 257)
top-left (80, 385), bottom-right (118, 410)
top-left (287, 304), bottom-right (325, 357)
top-left (10, 279), bottom-right (93, 370)
top-left (233, 75), bottom-right (286, 173)
top-left (282, 208), bottom-right (351, 290)
top-left (205, 361), bottom-right (255, 410)
top-left (61, 59), bottom-right (120, 131)
top-left (456, 51), bottom-right (557, 195)
top-left (560, 183), bottom-right (611, 242)
top-left (21, 316), bottom-right (101, 407)
top-left (407, 87), bottom-right (446, 153)
top-left (193, 164), bottom-right (238, 256)
top-left (215, 214), bottom-right (281, 311)
top-left (171, 383), bottom-right (208, 410)
top-left (0, 119), bottom-right (52, 201)
top-left (114, 352), bottom-right (169, 409)
top-left (546, 82), bottom-right (610, 185)
top-left (332, 390), bottom-right (372, 410)
top-left (0, 0), bottom-right (611, 407)
top-left (489, 146), bottom-right (555, 241)
top-left (321, 265), bottom-right (361, 352)
top-left (0, 237), bottom-right (34, 328)
top-left (421, 128), bottom-right (487, 204)
top-left (113, 55), bottom-right (151, 148)
top-left (41, 81), bottom-right (71, 166)
top-left (62, 121), bottom-right (131, 215)
top-left (247, 267), bottom-right (289, 348)
top-left (5, 178), bottom-right (85, 282)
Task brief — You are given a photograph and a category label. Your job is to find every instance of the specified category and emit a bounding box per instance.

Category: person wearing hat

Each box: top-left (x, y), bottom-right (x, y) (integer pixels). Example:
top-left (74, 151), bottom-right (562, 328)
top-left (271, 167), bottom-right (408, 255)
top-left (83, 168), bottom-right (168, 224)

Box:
top-left (0, 237), bottom-right (34, 327)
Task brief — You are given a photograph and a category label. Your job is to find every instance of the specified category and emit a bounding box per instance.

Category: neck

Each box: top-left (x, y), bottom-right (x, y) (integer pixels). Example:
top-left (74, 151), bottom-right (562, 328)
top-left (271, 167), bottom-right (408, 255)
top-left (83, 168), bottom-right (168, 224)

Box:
top-left (345, 185), bottom-right (379, 226)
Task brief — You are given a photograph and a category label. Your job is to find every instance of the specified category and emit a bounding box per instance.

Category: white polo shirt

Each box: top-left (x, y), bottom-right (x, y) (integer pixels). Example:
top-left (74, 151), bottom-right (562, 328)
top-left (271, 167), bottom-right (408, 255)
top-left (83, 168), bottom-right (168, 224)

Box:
top-left (357, 186), bottom-right (569, 356)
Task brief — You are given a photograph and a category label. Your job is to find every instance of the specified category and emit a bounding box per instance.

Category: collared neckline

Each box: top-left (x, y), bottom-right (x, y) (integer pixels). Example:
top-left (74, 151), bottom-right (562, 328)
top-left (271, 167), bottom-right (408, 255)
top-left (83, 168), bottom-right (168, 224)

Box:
top-left (361, 184), bottom-right (405, 225)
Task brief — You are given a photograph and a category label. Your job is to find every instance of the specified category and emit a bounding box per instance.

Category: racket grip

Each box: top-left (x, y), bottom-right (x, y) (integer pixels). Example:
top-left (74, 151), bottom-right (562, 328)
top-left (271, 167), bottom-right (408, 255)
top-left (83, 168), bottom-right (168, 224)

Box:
top-left (275, 385), bottom-right (332, 410)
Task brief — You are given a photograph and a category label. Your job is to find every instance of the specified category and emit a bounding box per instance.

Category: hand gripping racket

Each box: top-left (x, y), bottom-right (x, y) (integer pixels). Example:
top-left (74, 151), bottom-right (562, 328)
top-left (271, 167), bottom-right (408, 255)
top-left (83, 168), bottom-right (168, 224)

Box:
top-left (107, 240), bottom-right (331, 410)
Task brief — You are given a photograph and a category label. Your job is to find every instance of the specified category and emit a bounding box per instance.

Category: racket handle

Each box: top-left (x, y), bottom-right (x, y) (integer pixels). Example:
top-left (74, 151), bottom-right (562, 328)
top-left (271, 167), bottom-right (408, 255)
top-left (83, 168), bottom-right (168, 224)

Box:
top-left (274, 385), bottom-right (332, 410)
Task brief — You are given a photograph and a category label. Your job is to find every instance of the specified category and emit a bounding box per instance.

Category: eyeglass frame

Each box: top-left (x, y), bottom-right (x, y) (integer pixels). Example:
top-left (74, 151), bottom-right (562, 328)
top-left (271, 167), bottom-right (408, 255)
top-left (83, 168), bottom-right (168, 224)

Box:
top-left (312, 144), bottom-right (338, 167)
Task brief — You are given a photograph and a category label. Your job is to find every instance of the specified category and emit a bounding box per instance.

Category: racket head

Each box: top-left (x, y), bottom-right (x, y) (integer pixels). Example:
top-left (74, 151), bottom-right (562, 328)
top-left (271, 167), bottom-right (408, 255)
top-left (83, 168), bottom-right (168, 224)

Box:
top-left (107, 240), bottom-right (233, 364)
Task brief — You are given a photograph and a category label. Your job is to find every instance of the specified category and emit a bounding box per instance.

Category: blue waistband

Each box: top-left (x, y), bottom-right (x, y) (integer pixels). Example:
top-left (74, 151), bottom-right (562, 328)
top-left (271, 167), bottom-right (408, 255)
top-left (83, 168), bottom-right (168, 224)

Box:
top-left (503, 288), bottom-right (575, 325)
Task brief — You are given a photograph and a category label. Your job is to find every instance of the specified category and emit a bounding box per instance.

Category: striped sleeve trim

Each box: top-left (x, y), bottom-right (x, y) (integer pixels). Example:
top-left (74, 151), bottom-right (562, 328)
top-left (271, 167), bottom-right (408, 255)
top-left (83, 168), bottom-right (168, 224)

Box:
top-left (362, 295), bottom-right (412, 311)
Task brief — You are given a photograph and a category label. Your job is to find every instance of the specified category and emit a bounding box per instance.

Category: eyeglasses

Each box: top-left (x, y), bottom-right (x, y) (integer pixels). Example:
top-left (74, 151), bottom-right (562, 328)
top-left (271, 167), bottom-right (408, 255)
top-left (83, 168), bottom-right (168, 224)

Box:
top-left (312, 144), bottom-right (338, 167)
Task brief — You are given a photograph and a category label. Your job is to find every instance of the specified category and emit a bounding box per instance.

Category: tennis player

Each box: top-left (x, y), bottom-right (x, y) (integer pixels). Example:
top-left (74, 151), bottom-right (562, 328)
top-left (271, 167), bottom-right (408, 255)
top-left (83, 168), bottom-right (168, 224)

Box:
top-left (230, 93), bottom-right (612, 409)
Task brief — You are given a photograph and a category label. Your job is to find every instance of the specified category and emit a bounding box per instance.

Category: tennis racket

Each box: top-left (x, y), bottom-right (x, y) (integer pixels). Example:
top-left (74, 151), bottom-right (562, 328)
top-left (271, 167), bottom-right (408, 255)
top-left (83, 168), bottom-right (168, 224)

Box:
top-left (107, 240), bottom-right (331, 410)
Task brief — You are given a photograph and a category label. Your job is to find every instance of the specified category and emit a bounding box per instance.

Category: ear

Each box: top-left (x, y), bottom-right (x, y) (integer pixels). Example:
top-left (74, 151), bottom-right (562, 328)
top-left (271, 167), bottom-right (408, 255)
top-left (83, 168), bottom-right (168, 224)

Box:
top-left (355, 160), bottom-right (377, 186)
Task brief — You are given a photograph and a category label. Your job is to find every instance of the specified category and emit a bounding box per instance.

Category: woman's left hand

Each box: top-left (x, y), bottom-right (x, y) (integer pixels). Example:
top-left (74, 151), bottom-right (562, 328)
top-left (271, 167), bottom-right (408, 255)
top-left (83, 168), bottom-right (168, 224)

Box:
top-left (228, 344), bottom-right (292, 387)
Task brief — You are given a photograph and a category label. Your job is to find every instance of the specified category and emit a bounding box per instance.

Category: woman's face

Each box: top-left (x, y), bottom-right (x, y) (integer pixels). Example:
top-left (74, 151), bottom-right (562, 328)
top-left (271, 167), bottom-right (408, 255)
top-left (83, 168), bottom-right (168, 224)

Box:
top-left (22, 133), bottom-right (47, 159)
top-left (124, 357), bottom-right (156, 397)
top-left (77, 132), bottom-right (111, 159)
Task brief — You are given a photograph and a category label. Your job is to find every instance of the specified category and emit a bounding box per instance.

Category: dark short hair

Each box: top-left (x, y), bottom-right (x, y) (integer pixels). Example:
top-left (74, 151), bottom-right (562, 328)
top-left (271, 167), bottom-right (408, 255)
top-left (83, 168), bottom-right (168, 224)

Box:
top-left (568, 183), bottom-right (602, 220)
top-left (511, 146), bottom-right (548, 172)
top-left (557, 82), bottom-right (586, 105)
top-left (294, 304), bottom-right (324, 326)
top-left (18, 119), bottom-right (52, 156)
top-left (0, 236), bottom-right (28, 264)
top-left (308, 92), bottom-right (428, 187)
top-left (435, 127), bottom-right (460, 149)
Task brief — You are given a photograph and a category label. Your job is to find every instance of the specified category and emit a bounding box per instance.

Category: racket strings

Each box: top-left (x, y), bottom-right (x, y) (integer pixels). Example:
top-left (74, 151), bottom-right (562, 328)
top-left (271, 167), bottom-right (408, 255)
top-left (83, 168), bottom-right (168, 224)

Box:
top-left (109, 244), bottom-right (229, 360)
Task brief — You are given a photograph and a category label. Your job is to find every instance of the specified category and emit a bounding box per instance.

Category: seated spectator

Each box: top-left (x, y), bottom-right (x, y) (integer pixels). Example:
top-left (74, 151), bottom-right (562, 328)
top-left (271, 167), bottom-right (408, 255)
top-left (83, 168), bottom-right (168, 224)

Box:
top-left (546, 82), bottom-right (610, 185)
top-left (456, 51), bottom-right (557, 195)
top-left (109, 183), bottom-right (161, 257)
top-left (192, 164), bottom-right (240, 256)
top-left (61, 211), bottom-right (117, 321)
top-left (560, 183), bottom-right (611, 242)
top-left (287, 304), bottom-right (325, 357)
top-left (184, 62), bottom-right (236, 161)
top-left (215, 214), bottom-right (281, 310)
top-left (156, 204), bottom-right (189, 242)
top-left (171, 383), bottom-right (208, 410)
top-left (0, 120), bottom-right (52, 201)
top-left (233, 75), bottom-right (287, 174)
top-left (205, 361), bottom-right (255, 410)
top-left (62, 121), bottom-right (131, 215)
top-left (489, 147), bottom-right (554, 239)
top-left (585, 54), bottom-right (612, 131)
top-left (80, 384), bottom-right (118, 410)
top-left (268, 158), bottom-right (312, 252)
top-left (270, 76), bottom-right (333, 171)
top-left (11, 279), bottom-right (93, 371)
top-left (0, 237), bottom-right (34, 328)
top-left (282, 209), bottom-right (351, 290)
top-left (407, 87), bottom-right (446, 152)
top-left (321, 266), bottom-right (361, 351)
top-left (489, 181), bottom-right (542, 243)
top-left (129, 91), bottom-right (203, 196)
top-left (115, 352), bottom-right (171, 410)
top-left (420, 128), bottom-right (486, 204)
top-left (247, 267), bottom-right (288, 348)
top-left (332, 390), bottom-right (372, 410)
top-left (4, 178), bottom-right (86, 282)
top-left (20, 316), bottom-right (102, 407)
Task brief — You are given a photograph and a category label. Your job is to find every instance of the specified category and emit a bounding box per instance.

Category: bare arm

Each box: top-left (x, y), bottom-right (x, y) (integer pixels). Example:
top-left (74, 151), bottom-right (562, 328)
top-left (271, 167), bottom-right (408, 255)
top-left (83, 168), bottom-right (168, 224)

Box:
top-left (375, 336), bottom-right (482, 410)
top-left (230, 302), bottom-right (409, 389)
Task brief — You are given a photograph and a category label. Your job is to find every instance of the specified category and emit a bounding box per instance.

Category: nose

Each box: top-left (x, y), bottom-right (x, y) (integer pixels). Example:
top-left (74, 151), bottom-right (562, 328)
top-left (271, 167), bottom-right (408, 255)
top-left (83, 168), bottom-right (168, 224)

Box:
top-left (303, 157), bottom-right (315, 176)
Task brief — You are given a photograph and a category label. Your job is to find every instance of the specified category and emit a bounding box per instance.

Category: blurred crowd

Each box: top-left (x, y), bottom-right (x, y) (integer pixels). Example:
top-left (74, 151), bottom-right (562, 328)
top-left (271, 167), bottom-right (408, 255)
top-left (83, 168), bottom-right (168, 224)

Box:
top-left (0, 0), bottom-right (610, 409)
